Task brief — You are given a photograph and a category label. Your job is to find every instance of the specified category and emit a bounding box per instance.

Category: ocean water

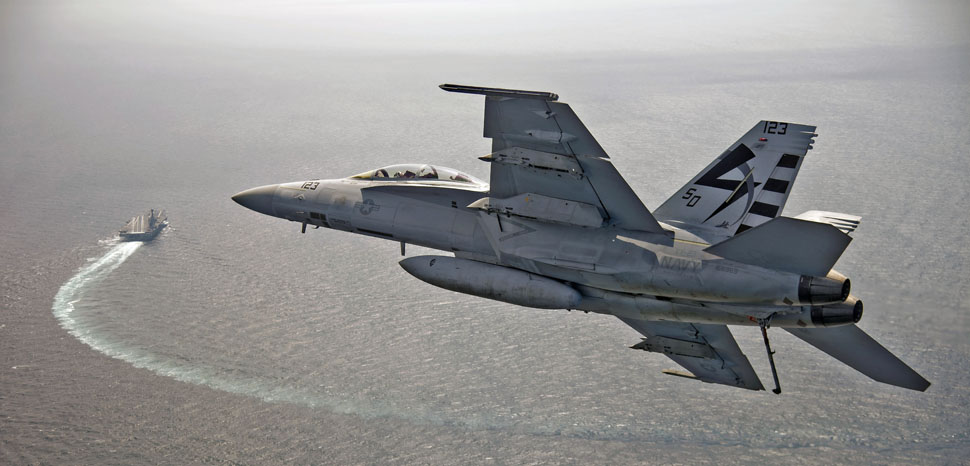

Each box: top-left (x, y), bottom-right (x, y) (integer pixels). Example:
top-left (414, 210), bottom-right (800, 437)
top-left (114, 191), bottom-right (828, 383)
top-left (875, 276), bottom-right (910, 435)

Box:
top-left (2, 1), bottom-right (969, 463)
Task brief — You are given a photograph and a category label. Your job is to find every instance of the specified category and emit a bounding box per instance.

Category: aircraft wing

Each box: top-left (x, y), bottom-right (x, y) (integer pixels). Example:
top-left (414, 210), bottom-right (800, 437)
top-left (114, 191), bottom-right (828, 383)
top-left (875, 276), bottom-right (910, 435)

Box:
top-left (440, 84), bottom-right (666, 234)
top-left (618, 317), bottom-right (765, 391)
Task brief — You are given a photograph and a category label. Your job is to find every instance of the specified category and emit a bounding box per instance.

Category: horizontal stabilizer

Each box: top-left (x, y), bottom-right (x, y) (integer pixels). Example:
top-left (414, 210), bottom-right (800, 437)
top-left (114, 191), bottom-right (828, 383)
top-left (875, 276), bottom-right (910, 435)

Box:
top-left (786, 325), bottom-right (930, 391)
top-left (794, 210), bottom-right (862, 234)
top-left (704, 216), bottom-right (851, 276)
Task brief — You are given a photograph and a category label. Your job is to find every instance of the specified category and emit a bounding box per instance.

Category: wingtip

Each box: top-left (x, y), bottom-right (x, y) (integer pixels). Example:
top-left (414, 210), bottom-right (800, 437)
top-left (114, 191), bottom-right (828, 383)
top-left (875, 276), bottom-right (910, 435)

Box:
top-left (438, 83), bottom-right (559, 101)
top-left (912, 378), bottom-right (932, 392)
top-left (661, 369), bottom-right (698, 380)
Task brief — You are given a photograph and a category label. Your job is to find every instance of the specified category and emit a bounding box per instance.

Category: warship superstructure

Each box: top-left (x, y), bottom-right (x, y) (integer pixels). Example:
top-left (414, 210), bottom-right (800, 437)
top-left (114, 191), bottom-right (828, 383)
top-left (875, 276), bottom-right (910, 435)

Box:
top-left (119, 209), bottom-right (167, 241)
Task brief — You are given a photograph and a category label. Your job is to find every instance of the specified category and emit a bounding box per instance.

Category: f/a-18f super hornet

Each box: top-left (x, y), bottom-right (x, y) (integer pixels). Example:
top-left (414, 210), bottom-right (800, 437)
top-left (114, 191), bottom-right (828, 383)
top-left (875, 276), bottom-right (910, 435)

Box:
top-left (233, 84), bottom-right (929, 393)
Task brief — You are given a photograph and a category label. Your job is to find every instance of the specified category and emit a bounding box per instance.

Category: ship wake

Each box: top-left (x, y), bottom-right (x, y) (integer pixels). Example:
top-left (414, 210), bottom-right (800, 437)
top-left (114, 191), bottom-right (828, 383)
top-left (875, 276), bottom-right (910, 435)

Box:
top-left (49, 239), bottom-right (489, 430)
top-left (51, 239), bottom-right (629, 437)
top-left (53, 241), bottom-right (142, 345)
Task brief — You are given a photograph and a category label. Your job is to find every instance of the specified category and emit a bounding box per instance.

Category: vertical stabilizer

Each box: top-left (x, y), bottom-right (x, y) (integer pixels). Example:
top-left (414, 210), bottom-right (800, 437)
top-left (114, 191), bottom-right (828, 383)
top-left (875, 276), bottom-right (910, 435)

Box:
top-left (655, 121), bottom-right (816, 237)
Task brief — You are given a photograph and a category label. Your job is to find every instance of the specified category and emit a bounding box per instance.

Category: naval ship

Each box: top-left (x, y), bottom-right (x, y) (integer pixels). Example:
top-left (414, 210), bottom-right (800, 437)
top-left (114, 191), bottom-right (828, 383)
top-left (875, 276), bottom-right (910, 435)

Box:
top-left (119, 209), bottom-right (167, 241)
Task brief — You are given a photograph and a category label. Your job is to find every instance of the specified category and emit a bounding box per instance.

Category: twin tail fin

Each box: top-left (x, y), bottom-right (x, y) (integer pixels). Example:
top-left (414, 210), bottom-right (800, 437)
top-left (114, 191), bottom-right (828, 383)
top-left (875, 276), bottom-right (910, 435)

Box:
top-left (655, 121), bottom-right (817, 238)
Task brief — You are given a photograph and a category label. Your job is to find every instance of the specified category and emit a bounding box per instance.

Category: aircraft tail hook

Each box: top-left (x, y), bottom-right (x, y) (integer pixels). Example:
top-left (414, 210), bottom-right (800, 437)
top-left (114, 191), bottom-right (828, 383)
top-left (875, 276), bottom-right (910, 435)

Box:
top-left (759, 316), bottom-right (782, 394)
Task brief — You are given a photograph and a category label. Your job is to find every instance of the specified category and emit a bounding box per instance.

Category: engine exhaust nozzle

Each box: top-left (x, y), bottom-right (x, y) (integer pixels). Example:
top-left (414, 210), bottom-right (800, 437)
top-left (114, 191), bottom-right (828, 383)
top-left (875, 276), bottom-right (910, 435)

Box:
top-left (798, 273), bottom-right (850, 305)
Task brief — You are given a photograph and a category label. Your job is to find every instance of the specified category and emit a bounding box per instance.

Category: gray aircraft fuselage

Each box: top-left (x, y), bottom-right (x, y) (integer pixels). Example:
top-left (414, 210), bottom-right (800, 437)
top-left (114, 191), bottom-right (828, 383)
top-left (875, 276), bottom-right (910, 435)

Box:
top-left (234, 174), bottom-right (857, 329)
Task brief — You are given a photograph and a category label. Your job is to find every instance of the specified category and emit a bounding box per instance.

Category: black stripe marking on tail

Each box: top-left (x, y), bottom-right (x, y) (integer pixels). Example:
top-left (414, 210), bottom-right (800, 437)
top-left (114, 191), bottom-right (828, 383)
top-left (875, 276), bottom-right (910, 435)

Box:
top-left (698, 144), bottom-right (761, 223)
top-left (763, 178), bottom-right (789, 193)
top-left (749, 202), bottom-right (780, 218)
top-left (778, 154), bottom-right (800, 168)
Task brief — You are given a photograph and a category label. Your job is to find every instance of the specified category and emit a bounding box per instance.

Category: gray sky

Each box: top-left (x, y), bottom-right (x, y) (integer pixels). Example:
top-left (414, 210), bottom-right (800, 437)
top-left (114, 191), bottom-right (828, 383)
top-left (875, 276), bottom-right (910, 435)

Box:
top-left (10, 0), bottom-right (969, 55)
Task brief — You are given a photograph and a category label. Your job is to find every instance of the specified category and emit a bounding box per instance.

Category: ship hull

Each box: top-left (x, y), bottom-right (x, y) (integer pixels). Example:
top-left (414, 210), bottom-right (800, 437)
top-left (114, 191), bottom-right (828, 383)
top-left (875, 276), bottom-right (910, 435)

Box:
top-left (119, 209), bottom-right (168, 242)
top-left (119, 222), bottom-right (167, 242)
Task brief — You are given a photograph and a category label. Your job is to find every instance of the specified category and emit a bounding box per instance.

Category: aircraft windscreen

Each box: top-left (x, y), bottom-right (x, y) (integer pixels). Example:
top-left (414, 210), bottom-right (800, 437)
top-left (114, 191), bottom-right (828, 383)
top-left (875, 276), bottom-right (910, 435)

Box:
top-left (350, 164), bottom-right (484, 184)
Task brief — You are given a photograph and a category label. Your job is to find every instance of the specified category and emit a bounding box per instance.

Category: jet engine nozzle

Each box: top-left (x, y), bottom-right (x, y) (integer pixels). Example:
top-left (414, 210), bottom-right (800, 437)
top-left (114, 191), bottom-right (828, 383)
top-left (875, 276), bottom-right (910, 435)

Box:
top-left (810, 296), bottom-right (863, 327)
top-left (798, 273), bottom-right (850, 305)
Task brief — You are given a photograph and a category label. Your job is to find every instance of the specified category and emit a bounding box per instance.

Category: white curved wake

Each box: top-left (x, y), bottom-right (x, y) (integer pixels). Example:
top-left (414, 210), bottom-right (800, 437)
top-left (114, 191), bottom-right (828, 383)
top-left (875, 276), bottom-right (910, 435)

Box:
top-left (50, 239), bottom-right (637, 438)
top-left (49, 240), bottom-right (472, 427)
top-left (53, 240), bottom-right (142, 343)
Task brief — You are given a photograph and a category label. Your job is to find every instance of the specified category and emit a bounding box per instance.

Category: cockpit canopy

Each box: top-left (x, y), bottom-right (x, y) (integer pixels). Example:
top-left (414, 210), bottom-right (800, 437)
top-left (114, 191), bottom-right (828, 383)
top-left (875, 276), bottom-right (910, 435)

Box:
top-left (350, 164), bottom-right (486, 185)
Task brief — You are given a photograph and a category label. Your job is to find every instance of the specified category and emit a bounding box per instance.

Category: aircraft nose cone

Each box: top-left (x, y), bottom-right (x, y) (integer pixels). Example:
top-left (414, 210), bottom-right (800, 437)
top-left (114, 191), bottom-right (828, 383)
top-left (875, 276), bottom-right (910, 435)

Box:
top-left (232, 184), bottom-right (279, 216)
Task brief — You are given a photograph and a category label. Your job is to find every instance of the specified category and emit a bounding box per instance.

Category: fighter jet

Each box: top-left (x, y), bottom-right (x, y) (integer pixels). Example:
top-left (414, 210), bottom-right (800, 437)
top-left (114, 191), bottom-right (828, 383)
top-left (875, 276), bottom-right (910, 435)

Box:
top-left (233, 84), bottom-right (929, 393)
